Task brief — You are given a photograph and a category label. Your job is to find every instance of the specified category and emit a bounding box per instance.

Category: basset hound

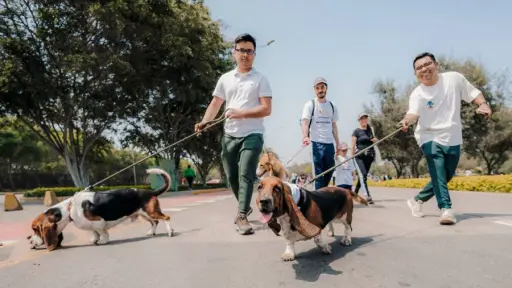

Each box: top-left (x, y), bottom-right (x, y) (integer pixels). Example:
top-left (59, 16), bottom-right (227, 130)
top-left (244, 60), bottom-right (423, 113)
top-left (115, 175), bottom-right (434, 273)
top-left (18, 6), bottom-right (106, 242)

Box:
top-left (28, 168), bottom-right (174, 251)
top-left (256, 176), bottom-right (368, 261)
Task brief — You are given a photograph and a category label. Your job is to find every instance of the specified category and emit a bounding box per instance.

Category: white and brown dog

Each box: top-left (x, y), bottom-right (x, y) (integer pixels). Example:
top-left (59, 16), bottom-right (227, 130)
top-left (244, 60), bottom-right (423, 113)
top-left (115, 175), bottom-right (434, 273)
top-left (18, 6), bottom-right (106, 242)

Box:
top-left (256, 151), bottom-right (289, 180)
top-left (256, 176), bottom-right (368, 261)
top-left (28, 168), bottom-right (174, 251)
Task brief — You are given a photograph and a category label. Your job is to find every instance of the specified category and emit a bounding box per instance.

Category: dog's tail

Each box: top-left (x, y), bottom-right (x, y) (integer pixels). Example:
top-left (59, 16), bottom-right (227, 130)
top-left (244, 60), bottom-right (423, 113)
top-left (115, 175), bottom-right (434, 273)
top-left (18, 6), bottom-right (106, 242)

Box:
top-left (350, 191), bottom-right (369, 206)
top-left (146, 168), bottom-right (172, 197)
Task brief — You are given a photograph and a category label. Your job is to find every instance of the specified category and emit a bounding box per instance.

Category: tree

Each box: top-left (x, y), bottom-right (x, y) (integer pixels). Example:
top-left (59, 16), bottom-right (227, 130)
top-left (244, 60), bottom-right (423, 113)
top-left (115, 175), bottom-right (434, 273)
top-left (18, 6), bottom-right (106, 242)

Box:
top-left (118, 1), bottom-right (233, 189)
top-left (364, 80), bottom-right (424, 178)
top-left (185, 123), bottom-right (223, 186)
top-left (438, 57), bottom-right (512, 174)
top-left (0, 1), bottom-right (143, 187)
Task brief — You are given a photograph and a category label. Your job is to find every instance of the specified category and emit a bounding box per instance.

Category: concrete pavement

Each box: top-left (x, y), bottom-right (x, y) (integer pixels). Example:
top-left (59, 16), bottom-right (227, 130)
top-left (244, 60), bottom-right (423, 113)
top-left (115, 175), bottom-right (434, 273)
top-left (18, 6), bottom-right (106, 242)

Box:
top-left (1, 187), bottom-right (512, 288)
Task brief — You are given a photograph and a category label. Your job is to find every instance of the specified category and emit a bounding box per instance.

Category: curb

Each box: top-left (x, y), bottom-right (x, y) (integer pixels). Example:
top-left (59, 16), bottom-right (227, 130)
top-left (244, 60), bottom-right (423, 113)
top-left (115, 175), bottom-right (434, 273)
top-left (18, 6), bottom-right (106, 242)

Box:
top-left (192, 188), bottom-right (230, 195)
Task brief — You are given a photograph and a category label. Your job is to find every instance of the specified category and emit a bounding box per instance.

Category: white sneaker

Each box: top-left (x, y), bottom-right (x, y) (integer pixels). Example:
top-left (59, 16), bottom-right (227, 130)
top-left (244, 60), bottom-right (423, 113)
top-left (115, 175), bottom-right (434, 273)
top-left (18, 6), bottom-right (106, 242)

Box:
top-left (439, 208), bottom-right (457, 225)
top-left (407, 199), bottom-right (424, 217)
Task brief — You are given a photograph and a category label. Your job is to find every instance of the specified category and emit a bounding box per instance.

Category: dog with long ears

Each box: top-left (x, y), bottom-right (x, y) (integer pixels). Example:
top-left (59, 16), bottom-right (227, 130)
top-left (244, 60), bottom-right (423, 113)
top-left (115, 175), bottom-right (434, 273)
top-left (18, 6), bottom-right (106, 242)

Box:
top-left (256, 175), bottom-right (368, 261)
top-left (256, 151), bottom-right (367, 238)
top-left (28, 168), bottom-right (174, 251)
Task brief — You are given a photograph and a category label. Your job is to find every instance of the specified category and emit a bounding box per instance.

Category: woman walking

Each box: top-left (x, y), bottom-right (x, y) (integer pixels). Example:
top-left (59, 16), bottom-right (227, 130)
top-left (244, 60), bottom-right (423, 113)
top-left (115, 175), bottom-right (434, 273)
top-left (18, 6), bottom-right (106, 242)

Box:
top-left (351, 113), bottom-right (377, 204)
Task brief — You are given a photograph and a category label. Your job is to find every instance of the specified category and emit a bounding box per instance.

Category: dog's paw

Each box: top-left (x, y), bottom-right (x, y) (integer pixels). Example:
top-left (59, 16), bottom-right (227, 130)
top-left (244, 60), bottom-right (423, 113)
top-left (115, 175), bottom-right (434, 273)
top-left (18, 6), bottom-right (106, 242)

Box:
top-left (328, 230), bottom-right (334, 237)
top-left (340, 236), bottom-right (352, 246)
top-left (321, 244), bottom-right (332, 255)
top-left (168, 230), bottom-right (174, 237)
top-left (146, 230), bottom-right (156, 237)
top-left (90, 236), bottom-right (100, 245)
top-left (96, 238), bottom-right (110, 245)
top-left (281, 252), bottom-right (296, 262)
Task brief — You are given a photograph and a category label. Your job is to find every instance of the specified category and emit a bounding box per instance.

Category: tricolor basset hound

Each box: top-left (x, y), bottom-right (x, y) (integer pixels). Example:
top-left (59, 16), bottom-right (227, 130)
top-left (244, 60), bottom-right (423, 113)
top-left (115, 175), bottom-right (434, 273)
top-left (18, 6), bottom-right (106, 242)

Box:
top-left (256, 176), bottom-right (368, 261)
top-left (28, 168), bottom-right (174, 251)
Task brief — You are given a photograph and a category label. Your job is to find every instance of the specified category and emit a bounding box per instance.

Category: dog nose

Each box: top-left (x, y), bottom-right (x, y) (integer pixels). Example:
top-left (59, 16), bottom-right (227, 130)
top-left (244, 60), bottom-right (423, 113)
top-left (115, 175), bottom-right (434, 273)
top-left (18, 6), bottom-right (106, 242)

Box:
top-left (259, 198), bottom-right (271, 205)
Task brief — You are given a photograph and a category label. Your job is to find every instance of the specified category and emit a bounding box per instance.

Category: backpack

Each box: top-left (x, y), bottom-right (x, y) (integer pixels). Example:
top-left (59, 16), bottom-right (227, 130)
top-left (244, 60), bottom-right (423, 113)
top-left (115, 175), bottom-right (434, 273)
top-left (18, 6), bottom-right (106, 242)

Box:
top-left (307, 99), bottom-right (334, 137)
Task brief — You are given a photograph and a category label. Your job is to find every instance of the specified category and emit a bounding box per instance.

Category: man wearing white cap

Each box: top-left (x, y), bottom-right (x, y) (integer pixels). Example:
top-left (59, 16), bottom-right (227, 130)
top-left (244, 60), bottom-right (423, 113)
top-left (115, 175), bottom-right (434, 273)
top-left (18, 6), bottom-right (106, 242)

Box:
top-left (301, 77), bottom-right (341, 190)
top-left (399, 52), bottom-right (492, 225)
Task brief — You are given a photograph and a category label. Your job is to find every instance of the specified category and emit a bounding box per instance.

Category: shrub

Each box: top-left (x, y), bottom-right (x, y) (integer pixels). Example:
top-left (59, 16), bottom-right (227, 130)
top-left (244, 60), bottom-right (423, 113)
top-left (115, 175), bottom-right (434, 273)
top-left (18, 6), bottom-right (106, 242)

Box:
top-left (367, 175), bottom-right (512, 193)
top-left (23, 183), bottom-right (227, 197)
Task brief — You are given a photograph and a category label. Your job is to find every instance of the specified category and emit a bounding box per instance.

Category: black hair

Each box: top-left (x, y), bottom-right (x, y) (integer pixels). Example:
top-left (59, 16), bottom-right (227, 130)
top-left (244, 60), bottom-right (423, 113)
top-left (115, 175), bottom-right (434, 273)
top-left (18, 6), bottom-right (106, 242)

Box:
top-left (413, 52), bottom-right (436, 69)
top-left (234, 33), bottom-right (256, 50)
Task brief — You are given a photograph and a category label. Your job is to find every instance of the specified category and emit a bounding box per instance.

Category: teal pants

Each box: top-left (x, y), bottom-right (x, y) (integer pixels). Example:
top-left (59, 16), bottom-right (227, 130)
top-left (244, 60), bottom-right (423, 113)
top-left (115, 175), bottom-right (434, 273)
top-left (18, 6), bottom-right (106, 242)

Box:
top-left (415, 141), bottom-right (461, 209)
top-left (221, 133), bottom-right (264, 214)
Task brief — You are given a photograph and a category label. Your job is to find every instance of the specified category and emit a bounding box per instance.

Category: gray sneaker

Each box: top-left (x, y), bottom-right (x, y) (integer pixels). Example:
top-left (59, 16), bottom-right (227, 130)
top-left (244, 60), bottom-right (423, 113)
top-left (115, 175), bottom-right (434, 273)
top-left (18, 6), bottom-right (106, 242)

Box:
top-left (439, 208), bottom-right (457, 225)
top-left (234, 207), bottom-right (253, 224)
top-left (235, 213), bottom-right (254, 235)
top-left (407, 198), bottom-right (424, 217)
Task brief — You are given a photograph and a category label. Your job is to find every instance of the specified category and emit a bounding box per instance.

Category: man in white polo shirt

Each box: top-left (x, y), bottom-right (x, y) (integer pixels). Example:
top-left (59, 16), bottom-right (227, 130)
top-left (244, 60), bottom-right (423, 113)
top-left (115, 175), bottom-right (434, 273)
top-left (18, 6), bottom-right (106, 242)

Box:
top-left (195, 33), bottom-right (272, 235)
top-left (301, 77), bottom-right (341, 190)
top-left (399, 52), bottom-right (492, 225)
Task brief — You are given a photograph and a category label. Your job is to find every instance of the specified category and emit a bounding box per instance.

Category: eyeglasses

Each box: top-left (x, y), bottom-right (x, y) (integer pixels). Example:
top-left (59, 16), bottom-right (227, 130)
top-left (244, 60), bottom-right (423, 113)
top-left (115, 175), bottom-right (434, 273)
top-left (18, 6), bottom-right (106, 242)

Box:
top-left (235, 48), bottom-right (255, 55)
top-left (414, 60), bottom-right (434, 71)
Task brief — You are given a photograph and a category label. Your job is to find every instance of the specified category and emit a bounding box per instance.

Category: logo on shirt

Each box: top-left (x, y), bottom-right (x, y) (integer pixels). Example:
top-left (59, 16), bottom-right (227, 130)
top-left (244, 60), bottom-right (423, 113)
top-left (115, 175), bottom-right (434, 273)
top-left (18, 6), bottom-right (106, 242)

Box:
top-left (427, 100), bottom-right (434, 109)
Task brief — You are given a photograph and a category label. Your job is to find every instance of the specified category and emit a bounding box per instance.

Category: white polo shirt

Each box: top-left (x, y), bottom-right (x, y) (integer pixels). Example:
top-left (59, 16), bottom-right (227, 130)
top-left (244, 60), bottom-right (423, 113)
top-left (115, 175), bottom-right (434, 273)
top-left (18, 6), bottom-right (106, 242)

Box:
top-left (407, 71), bottom-right (481, 147)
top-left (301, 98), bottom-right (339, 144)
top-left (212, 68), bottom-right (272, 137)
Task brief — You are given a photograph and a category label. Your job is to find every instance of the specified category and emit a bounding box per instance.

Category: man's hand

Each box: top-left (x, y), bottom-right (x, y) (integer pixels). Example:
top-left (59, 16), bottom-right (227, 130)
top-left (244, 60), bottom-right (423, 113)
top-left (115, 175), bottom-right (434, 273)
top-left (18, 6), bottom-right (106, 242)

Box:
top-left (302, 136), bottom-right (311, 147)
top-left (225, 108), bottom-right (245, 119)
top-left (476, 102), bottom-right (492, 118)
top-left (398, 119), bottom-right (409, 132)
top-left (194, 122), bottom-right (208, 133)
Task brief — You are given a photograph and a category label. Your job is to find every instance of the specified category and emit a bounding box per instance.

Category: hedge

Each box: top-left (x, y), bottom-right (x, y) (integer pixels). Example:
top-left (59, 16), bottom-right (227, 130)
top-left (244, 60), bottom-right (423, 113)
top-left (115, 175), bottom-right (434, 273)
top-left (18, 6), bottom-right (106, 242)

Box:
top-left (367, 175), bottom-right (512, 193)
top-left (23, 183), bottom-right (227, 197)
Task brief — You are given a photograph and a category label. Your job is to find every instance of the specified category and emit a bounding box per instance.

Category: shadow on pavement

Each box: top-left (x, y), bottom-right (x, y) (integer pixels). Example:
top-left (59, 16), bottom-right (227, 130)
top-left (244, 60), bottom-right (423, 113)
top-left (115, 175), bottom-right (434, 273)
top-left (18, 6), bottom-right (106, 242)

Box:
top-left (58, 228), bottom-right (203, 250)
top-left (291, 235), bottom-right (376, 282)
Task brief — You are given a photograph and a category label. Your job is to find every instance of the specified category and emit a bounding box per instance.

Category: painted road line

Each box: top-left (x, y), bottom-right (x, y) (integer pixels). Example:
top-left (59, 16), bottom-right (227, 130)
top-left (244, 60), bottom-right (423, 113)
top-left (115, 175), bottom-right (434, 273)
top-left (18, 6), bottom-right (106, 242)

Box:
top-left (182, 203), bottom-right (204, 207)
top-left (492, 220), bottom-right (512, 227)
top-left (161, 208), bottom-right (188, 212)
top-left (197, 199), bottom-right (218, 203)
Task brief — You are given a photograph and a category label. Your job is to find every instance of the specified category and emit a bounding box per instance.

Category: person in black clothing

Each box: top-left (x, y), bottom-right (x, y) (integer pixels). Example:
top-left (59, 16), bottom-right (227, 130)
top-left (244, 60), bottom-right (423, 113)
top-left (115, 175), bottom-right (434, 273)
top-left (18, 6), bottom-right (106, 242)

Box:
top-left (351, 112), bottom-right (377, 204)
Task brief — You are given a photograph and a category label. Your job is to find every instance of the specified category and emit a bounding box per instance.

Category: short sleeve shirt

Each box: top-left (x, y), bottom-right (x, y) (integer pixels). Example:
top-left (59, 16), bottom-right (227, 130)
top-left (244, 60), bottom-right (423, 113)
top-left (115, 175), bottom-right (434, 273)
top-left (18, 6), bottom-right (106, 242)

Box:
top-left (301, 99), bottom-right (339, 144)
top-left (212, 68), bottom-right (272, 137)
top-left (407, 71), bottom-right (481, 147)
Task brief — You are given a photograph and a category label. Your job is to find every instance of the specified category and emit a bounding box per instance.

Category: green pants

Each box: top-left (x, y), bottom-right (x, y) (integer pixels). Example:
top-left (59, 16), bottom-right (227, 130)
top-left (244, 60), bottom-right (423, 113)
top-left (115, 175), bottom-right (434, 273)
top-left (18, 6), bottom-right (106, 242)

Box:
top-left (221, 133), bottom-right (264, 214)
top-left (415, 141), bottom-right (461, 209)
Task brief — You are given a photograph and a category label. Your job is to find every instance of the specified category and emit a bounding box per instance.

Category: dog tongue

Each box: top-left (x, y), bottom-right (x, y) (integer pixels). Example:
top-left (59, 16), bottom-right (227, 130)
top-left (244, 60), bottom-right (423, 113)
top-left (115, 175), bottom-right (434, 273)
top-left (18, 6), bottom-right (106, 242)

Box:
top-left (259, 212), bottom-right (273, 224)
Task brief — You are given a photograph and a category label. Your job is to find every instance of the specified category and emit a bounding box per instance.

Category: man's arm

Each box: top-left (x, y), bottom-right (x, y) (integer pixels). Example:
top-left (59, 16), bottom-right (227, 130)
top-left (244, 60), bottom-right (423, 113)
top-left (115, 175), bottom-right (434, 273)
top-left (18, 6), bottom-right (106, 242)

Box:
top-left (457, 72), bottom-right (492, 116)
top-left (239, 97), bottom-right (272, 118)
top-left (332, 105), bottom-right (340, 147)
top-left (350, 135), bottom-right (357, 157)
top-left (301, 119), bottom-right (310, 139)
top-left (200, 96), bottom-right (225, 123)
top-left (399, 91), bottom-right (421, 129)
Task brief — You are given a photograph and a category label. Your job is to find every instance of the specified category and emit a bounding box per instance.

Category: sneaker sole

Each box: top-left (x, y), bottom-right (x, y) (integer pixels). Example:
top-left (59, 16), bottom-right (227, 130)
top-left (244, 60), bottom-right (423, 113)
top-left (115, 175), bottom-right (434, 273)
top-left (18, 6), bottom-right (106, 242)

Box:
top-left (407, 200), bottom-right (424, 218)
top-left (236, 228), bottom-right (254, 235)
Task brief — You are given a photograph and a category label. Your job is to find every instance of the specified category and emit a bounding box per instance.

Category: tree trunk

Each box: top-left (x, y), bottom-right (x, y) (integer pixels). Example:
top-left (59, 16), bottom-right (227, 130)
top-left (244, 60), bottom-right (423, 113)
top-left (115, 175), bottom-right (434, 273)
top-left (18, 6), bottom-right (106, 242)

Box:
top-left (391, 159), bottom-right (403, 178)
top-left (63, 152), bottom-right (90, 188)
top-left (7, 159), bottom-right (15, 190)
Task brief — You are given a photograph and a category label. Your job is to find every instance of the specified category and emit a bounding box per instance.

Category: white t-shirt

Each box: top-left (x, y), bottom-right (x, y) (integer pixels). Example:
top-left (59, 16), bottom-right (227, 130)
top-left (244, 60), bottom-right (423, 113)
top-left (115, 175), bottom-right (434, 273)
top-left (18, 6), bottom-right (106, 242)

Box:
top-left (213, 68), bottom-right (272, 137)
top-left (334, 155), bottom-right (355, 186)
top-left (407, 71), bottom-right (481, 147)
top-left (301, 99), bottom-right (339, 144)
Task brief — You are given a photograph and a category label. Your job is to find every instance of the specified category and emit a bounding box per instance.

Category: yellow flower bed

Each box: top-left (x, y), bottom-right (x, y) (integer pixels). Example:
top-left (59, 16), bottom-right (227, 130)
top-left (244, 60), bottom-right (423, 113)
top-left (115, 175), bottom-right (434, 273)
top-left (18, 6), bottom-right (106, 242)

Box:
top-left (367, 175), bottom-right (512, 193)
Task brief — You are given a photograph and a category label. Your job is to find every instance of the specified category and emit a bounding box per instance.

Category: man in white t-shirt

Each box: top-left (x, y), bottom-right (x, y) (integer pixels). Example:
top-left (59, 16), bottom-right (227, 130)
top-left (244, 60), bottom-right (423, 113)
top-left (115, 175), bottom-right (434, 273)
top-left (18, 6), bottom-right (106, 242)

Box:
top-left (301, 77), bottom-right (341, 190)
top-left (195, 33), bottom-right (272, 235)
top-left (399, 52), bottom-right (492, 225)
top-left (334, 142), bottom-right (356, 190)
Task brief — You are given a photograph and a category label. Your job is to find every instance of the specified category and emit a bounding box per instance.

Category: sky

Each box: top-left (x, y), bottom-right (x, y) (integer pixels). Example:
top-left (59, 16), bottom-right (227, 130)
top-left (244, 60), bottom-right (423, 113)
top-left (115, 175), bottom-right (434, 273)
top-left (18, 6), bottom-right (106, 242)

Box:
top-left (200, 0), bottom-right (512, 166)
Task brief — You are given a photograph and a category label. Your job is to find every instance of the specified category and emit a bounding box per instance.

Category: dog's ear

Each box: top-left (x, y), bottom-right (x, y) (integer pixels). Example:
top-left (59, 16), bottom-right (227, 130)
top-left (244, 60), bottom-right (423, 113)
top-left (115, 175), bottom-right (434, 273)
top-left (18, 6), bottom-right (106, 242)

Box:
top-left (282, 183), bottom-right (321, 238)
top-left (267, 218), bottom-right (281, 236)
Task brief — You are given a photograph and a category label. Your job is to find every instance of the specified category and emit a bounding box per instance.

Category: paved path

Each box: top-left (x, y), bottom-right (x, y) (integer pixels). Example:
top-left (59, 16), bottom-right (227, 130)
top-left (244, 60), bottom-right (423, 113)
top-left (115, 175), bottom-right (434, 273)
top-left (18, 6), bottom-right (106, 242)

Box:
top-left (1, 188), bottom-right (512, 288)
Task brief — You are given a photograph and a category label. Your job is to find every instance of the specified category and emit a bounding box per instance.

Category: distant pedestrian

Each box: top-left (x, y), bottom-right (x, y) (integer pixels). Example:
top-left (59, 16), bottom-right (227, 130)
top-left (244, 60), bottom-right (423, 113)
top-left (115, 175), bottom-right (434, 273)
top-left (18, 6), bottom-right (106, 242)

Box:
top-left (399, 52), bottom-right (492, 225)
top-left (334, 142), bottom-right (356, 191)
top-left (183, 165), bottom-right (196, 190)
top-left (301, 77), bottom-right (341, 190)
top-left (351, 112), bottom-right (377, 204)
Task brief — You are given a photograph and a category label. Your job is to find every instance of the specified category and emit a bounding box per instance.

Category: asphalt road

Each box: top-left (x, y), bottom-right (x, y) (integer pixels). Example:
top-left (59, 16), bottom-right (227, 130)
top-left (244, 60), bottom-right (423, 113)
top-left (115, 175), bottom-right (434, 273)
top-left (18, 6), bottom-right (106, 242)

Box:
top-left (1, 188), bottom-right (512, 288)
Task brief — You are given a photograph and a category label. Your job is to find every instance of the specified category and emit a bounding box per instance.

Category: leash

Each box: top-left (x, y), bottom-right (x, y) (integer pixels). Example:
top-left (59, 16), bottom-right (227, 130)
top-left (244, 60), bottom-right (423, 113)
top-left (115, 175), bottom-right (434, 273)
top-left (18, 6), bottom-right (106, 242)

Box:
top-left (304, 127), bottom-right (403, 186)
top-left (284, 146), bottom-right (307, 167)
top-left (83, 109), bottom-right (231, 191)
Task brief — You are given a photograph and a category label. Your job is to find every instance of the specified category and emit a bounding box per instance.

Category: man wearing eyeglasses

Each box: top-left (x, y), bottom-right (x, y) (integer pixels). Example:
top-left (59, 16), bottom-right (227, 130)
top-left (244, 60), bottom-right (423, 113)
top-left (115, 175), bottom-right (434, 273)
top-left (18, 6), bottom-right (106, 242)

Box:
top-left (195, 33), bottom-right (272, 235)
top-left (399, 52), bottom-right (492, 225)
